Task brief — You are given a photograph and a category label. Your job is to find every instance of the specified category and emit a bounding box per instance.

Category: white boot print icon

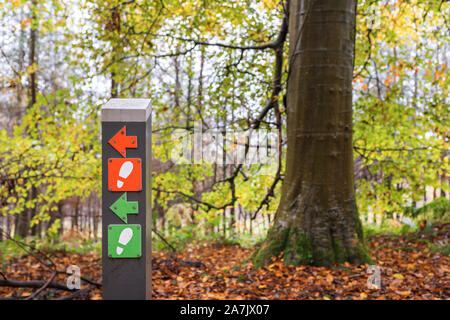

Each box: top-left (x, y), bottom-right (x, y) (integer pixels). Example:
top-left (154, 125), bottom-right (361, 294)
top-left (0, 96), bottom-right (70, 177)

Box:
top-left (116, 227), bottom-right (133, 255)
top-left (117, 161), bottom-right (133, 189)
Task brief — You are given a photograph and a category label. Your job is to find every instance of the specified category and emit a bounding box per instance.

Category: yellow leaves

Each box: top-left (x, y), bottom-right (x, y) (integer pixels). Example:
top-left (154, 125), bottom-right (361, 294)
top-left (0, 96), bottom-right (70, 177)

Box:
top-left (26, 63), bottom-right (39, 75)
top-left (393, 273), bottom-right (404, 280)
top-left (258, 0), bottom-right (278, 11)
top-left (55, 18), bottom-right (66, 28)
top-left (20, 18), bottom-right (31, 29)
top-left (8, 0), bottom-right (27, 9)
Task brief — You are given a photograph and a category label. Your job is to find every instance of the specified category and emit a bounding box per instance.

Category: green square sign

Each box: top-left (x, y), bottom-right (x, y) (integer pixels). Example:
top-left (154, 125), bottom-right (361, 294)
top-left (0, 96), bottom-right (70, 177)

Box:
top-left (107, 224), bottom-right (142, 258)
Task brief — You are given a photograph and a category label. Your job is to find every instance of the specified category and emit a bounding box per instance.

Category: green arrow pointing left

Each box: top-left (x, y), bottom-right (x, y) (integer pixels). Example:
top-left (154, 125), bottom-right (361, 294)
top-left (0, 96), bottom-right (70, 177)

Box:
top-left (109, 192), bottom-right (138, 223)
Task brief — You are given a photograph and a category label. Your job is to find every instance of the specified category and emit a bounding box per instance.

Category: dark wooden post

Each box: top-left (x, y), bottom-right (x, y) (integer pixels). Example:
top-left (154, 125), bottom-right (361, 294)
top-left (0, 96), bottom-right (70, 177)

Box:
top-left (102, 99), bottom-right (152, 299)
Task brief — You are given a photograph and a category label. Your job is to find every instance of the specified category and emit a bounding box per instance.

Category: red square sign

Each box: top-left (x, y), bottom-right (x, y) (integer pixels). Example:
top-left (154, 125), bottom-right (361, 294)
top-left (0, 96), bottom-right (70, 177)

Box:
top-left (108, 158), bottom-right (142, 192)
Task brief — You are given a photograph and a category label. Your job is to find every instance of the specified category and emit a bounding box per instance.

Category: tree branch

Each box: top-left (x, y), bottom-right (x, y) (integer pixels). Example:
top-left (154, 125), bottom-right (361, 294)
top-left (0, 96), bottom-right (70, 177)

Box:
top-left (25, 272), bottom-right (58, 300)
top-left (0, 278), bottom-right (75, 292)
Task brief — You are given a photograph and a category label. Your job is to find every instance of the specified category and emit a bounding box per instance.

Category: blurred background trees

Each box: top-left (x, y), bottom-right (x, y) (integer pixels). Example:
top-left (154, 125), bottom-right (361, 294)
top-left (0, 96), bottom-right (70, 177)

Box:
top-left (0, 0), bottom-right (448, 253)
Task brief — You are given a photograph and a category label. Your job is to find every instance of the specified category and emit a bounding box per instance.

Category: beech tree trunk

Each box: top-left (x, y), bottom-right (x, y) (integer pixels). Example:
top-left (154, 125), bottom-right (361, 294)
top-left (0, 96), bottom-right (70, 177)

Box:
top-left (253, 0), bottom-right (369, 267)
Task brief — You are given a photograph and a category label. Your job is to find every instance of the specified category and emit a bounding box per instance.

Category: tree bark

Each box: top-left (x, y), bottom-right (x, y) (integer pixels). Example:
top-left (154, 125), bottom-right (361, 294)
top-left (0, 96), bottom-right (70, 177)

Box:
top-left (29, 0), bottom-right (37, 109)
top-left (27, 0), bottom-right (39, 237)
top-left (253, 0), bottom-right (369, 267)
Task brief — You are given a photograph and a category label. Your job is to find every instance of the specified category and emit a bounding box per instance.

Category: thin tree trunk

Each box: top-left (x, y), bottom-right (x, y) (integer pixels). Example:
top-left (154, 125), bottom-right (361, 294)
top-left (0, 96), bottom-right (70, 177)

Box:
top-left (249, 210), bottom-right (253, 235)
top-left (29, 0), bottom-right (37, 108)
top-left (110, 8), bottom-right (121, 97)
top-left (94, 199), bottom-right (100, 241)
top-left (16, 7), bottom-right (26, 111)
top-left (27, 0), bottom-right (39, 237)
top-left (29, 187), bottom-right (38, 236)
top-left (14, 1), bottom-right (39, 239)
top-left (15, 210), bottom-right (29, 238)
top-left (229, 206), bottom-right (235, 237)
top-left (88, 195), bottom-right (92, 239)
top-left (254, 0), bottom-right (369, 267)
top-left (73, 198), bottom-right (79, 231)
top-left (58, 201), bottom-right (64, 236)
top-left (222, 210), bottom-right (226, 237)
top-left (0, 216), bottom-right (3, 241)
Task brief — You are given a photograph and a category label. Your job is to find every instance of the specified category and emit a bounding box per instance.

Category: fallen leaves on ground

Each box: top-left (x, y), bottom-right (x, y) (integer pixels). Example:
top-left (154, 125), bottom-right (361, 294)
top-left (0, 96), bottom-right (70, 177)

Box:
top-left (1, 225), bottom-right (449, 300)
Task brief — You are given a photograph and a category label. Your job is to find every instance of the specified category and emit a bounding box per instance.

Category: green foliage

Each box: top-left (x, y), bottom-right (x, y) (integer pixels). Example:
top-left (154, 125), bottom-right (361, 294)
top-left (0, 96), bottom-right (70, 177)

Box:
top-left (46, 219), bottom-right (61, 242)
top-left (152, 223), bottom-right (267, 252)
top-left (0, 238), bottom-right (29, 264)
top-left (34, 237), bottom-right (102, 256)
top-left (354, 0), bottom-right (449, 224)
top-left (0, 235), bottom-right (101, 265)
top-left (429, 240), bottom-right (450, 256)
top-left (404, 197), bottom-right (450, 220)
top-left (0, 93), bottom-right (100, 231)
top-left (363, 223), bottom-right (414, 238)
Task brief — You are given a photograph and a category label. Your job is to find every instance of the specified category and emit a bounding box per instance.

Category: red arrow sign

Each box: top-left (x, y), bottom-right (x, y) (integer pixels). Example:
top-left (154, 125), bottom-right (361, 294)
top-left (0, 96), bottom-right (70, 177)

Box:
top-left (108, 126), bottom-right (137, 157)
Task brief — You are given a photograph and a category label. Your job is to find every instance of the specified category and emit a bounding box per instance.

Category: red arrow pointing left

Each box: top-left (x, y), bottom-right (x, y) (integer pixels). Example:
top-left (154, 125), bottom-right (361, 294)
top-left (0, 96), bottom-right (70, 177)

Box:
top-left (108, 126), bottom-right (137, 157)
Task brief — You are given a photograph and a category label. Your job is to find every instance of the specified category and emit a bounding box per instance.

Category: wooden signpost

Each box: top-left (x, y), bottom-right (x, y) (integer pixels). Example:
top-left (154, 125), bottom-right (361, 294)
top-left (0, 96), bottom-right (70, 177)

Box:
top-left (101, 99), bottom-right (152, 300)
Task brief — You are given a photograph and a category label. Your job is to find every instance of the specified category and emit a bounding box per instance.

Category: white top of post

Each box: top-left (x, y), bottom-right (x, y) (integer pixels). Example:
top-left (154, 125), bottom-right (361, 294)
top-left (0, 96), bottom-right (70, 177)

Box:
top-left (102, 99), bottom-right (151, 122)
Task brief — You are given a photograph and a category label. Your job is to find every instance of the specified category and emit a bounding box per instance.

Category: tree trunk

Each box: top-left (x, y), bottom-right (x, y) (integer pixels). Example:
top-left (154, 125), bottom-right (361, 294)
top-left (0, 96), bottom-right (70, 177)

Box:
top-left (29, 187), bottom-right (38, 236)
top-left (249, 211), bottom-right (252, 235)
top-left (73, 197), bottom-right (80, 231)
top-left (57, 201), bottom-right (64, 236)
top-left (253, 0), bottom-right (369, 267)
top-left (15, 210), bottom-right (29, 238)
top-left (94, 198), bottom-right (100, 241)
top-left (27, 0), bottom-right (39, 238)
top-left (229, 206), bottom-right (235, 237)
top-left (29, 0), bottom-right (37, 109)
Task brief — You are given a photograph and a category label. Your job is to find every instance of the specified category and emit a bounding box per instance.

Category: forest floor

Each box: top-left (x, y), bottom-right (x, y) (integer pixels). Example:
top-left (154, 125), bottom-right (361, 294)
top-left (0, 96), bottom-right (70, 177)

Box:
top-left (0, 224), bottom-right (449, 300)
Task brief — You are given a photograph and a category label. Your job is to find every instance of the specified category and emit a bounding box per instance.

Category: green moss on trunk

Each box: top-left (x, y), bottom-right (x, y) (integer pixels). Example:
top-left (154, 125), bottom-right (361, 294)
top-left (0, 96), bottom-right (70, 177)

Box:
top-left (283, 230), bottom-right (313, 265)
top-left (252, 227), bottom-right (290, 268)
top-left (253, 227), bottom-right (372, 268)
top-left (331, 239), bottom-right (346, 264)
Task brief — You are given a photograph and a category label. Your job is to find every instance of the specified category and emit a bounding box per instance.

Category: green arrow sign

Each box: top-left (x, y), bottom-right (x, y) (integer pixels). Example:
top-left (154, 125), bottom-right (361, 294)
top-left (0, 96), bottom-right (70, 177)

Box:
top-left (109, 192), bottom-right (138, 223)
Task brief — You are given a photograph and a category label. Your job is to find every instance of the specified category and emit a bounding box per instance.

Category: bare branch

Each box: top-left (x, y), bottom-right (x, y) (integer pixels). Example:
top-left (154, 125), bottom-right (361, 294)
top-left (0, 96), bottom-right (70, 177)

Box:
top-left (25, 272), bottom-right (58, 300)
